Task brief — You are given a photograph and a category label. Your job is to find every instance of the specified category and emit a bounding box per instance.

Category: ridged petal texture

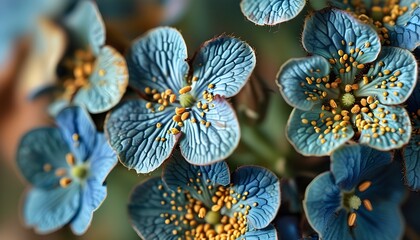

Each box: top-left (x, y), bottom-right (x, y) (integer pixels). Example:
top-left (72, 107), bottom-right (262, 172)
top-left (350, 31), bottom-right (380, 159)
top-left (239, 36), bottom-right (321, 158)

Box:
top-left (243, 225), bottom-right (278, 239)
top-left (240, 0), bottom-right (305, 25)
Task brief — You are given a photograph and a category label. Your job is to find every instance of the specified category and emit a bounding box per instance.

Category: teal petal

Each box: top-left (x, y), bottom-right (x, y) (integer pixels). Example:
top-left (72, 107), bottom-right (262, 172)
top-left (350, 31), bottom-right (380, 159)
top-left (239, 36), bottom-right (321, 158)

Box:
top-left (286, 108), bottom-right (354, 156)
top-left (162, 151), bottom-right (230, 207)
top-left (24, 184), bottom-right (80, 234)
top-left (331, 144), bottom-right (392, 191)
top-left (191, 35), bottom-right (255, 98)
top-left (277, 55), bottom-right (337, 111)
top-left (229, 166), bottom-right (280, 229)
top-left (65, 1), bottom-right (105, 55)
top-left (303, 9), bottom-right (381, 85)
top-left (89, 134), bottom-right (117, 183)
top-left (321, 210), bottom-right (352, 240)
top-left (126, 27), bottom-right (189, 94)
top-left (129, 177), bottom-right (187, 240)
top-left (358, 104), bottom-right (412, 150)
top-left (240, 0), bottom-right (306, 25)
top-left (105, 100), bottom-right (178, 173)
top-left (356, 47), bottom-right (417, 105)
top-left (17, 128), bottom-right (70, 188)
top-left (244, 225), bottom-right (278, 239)
top-left (73, 46), bottom-right (128, 114)
top-left (390, 7), bottom-right (420, 51)
top-left (179, 97), bottom-right (240, 165)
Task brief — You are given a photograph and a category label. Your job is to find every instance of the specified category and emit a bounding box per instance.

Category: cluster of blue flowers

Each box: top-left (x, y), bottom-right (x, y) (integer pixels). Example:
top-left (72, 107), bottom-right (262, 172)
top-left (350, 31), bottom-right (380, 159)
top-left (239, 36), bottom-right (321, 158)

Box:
top-left (8, 0), bottom-right (420, 239)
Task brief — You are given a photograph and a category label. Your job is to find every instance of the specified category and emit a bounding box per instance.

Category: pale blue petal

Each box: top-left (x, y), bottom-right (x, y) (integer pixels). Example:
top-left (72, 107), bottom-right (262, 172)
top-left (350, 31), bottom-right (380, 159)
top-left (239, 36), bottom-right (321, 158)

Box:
top-left (359, 104), bottom-right (412, 150)
top-left (129, 178), bottom-right (187, 240)
top-left (303, 9), bottom-right (381, 85)
top-left (243, 224), bottom-right (278, 239)
top-left (24, 184), bottom-right (80, 234)
top-left (277, 55), bottom-right (337, 111)
top-left (331, 144), bottom-right (392, 191)
top-left (56, 106), bottom-right (97, 163)
top-left (70, 179), bottom-right (107, 235)
top-left (229, 166), bottom-right (280, 229)
top-left (126, 27), bottom-right (189, 93)
top-left (356, 47), bottom-right (417, 105)
top-left (17, 128), bottom-right (70, 188)
top-left (73, 46), bottom-right (128, 114)
top-left (191, 36), bottom-right (256, 98)
top-left (89, 133), bottom-right (117, 183)
top-left (105, 100), bottom-right (178, 173)
top-left (390, 7), bottom-right (420, 51)
top-left (240, 0), bottom-right (306, 25)
top-left (162, 151), bottom-right (230, 206)
top-left (179, 97), bottom-right (240, 165)
top-left (286, 108), bottom-right (354, 156)
top-left (65, 1), bottom-right (105, 55)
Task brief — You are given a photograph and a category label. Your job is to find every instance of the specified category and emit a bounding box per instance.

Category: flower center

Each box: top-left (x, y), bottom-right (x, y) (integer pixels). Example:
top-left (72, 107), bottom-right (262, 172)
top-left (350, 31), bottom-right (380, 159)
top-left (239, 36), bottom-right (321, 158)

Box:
top-left (179, 92), bottom-right (195, 108)
top-left (348, 195), bottom-right (362, 210)
top-left (341, 93), bottom-right (356, 107)
top-left (71, 164), bottom-right (89, 180)
top-left (342, 181), bottom-right (374, 228)
top-left (204, 211), bottom-right (221, 225)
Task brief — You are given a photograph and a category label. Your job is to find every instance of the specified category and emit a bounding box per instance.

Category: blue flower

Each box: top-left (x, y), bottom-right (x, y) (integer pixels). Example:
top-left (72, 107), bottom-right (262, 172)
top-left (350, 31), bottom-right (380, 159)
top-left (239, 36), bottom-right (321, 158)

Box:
top-left (105, 27), bottom-right (256, 173)
top-left (402, 75), bottom-right (420, 190)
top-left (330, 0), bottom-right (420, 50)
top-left (17, 106), bottom-right (117, 235)
top-left (303, 144), bottom-right (405, 240)
top-left (128, 152), bottom-right (280, 239)
top-left (240, 0), bottom-right (306, 26)
top-left (55, 1), bottom-right (128, 114)
top-left (277, 8), bottom-right (418, 156)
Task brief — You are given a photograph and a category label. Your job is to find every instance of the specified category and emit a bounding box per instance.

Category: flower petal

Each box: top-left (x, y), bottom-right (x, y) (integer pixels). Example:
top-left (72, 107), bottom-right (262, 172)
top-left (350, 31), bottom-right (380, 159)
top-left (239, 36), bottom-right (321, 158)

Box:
top-left (162, 151), bottom-right (230, 206)
top-left (356, 46), bottom-right (417, 105)
top-left (229, 166), bottom-right (280, 229)
top-left (359, 104), bottom-right (412, 150)
top-left (23, 184), bottom-right (80, 234)
top-left (303, 9), bottom-right (380, 85)
top-left (191, 36), bottom-right (255, 98)
top-left (70, 179), bottom-right (107, 235)
top-left (244, 224), bottom-right (278, 239)
top-left (126, 27), bottom-right (189, 93)
top-left (105, 100), bottom-right (178, 173)
top-left (286, 108), bottom-right (354, 156)
top-left (64, 1), bottom-right (105, 55)
top-left (274, 216), bottom-right (300, 240)
top-left (129, 177), bottom-right (187, 240)
top-left (17, 128), bottom-right (70, 188)
top-left (331, 144), bottom-right (392, 191)
top-left (179, 97), bottom-right (240, 165)
top-left (277, 55), bottom-right (337, 111)
top-left (240, 0), bottom-right (305, 25)
top-left (56, 106), bottom-right (97, 163)
top-left (73, 45), bottom-right (128, 114)
top-left (389, 7), bottom-right (420, 51)
top-left (89, 134), bottom-right (118, 183)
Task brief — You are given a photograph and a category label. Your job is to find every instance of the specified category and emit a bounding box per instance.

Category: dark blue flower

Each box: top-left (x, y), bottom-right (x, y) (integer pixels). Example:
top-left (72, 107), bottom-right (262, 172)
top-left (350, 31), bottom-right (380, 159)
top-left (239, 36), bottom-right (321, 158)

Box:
top-left (106, 27), bottom-right (256, 173)
top-left (240, 0), bottom-right (306, 26)
top-left (128, 152), bottom-right (280, 239)
top-left (17, 106), bottom-right (117, 235)
top-left (277, 8), bottom-right (417, 156)
top-left (330, 0), bottom-right (420, 50)
top-left (55, 1), bottom-right (128, 114)
top-left (303, 144), bottom-right (405, 240)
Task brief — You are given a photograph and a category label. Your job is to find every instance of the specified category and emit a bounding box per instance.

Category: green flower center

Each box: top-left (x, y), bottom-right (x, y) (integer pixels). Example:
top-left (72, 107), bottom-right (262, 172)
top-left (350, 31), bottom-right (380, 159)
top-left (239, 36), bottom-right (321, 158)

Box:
top-left (341, 93), bottom-right (356, 107)
top-left (348, 195), bottom-right (362, 210)
top-left (71, 164), bottom-right (89, 180)
top-left (179, 92), bottom-right (196, 108)
top-left (205, 211), bottom-right (221, 225)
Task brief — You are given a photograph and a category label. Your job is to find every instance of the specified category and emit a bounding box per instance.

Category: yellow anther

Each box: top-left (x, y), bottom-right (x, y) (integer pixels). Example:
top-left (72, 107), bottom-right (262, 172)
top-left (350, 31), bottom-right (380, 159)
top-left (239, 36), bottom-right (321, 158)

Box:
top-left (66, 153), bottom-right (75, 166)
top-left (363, 199), bottom-right (373, 211)
top-left (173, 115), bottom-right (182, 122)
top-left (98, 69), bottom-right (106, 76)
top-left (208, 83), bottom-right (215, 89)
top-left (146, 102), bottom-right (153, 109)
top-left (205, 122), bottom-right (211, 128)
top-left (171, 128), bottom-right (180, 135)
top-left (357, 64), bottom-right (365, 69)
top-left (364, 41), bottom-right (371, 48)
top-left (156, 123), bottom-right (162, 128)
top-left (192, 76), bottom-right (198, 82)
top-left (351, 104), bottom-right (361, 114)
top-left (383, 69), bottom-right (391, 75)
top-left (72, 133), bottom-right (79, 142)
top-left (348, 212), bottom-right (357, 227)
top-left (175, 107), bottom-right (186, 115)
top-left (55, 168), bottom-right (67, 177)
top-left (169, 94), bottom-right (177, 103)
top-left (330, 99), bottom-right (338, 108)
top-left (145, 87), bottom-right (151, 94)
top-left (153, 93), bottom-right (161, 100)
top-left (59, 177), bottom-right (72, 188)
top-left (43, 163), bottom-right (52, 172)
top-left (338, 49), bottom-right (344, 56)
top-left (181, 112), bottom-right (190, 121)
top-left (358, 181), bottom-right (372, 192)
top-left (179, 86), bottom-right (192, 94)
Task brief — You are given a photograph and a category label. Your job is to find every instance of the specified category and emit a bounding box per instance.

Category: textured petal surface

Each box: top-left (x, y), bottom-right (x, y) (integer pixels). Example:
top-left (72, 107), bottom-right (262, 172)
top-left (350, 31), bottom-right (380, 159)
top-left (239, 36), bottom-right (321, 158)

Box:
top-left (243, 225), bottom-right (278, 239)
top-left (24, 185), bottom-right (80, 234)
top-left (286, 108), bottom-right (354, 156)
top-left (180, 97), bottom-right (240, 165)
top-left (303, 9), bottom-right (380, 85)
top-left (191, 36), bottom-right (255, 98)
top-left (89, 133), bottom-right (118, 183)
top-left (162, 151), bottom-right (230, 206)
top-left (17, 128), bottom-right (70, 188)
top-left (105, 100), bottom-right (178, 173)
top-left (129, 178), bottom-right (187, 240)
top-left (356, 47), bottom-right (417, 105)
top-left (56, 106), bottom-right (97, 163)
top-left (70, 179), bottom-right (107, 235)
top-left (359, 104), bottom-right (412, 150)
top-left (390, 7), bottom-right (420, 51)
top-left (73, 46), bottom-right (128, 114)
top-left (229, 166), bottom-right (280, 229)
top-left (240, 0), bottom-right (306, 25)
top-left (126, 27), bottom-right (189, 93)
top-left (64, 1), bottom-right (105, 54)
top-left (321, 209), bottom-right (352, 240)
top-left (277, 55), bottom-right (336, 111)
top-left (331, 144), bottom-right (392, 191)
